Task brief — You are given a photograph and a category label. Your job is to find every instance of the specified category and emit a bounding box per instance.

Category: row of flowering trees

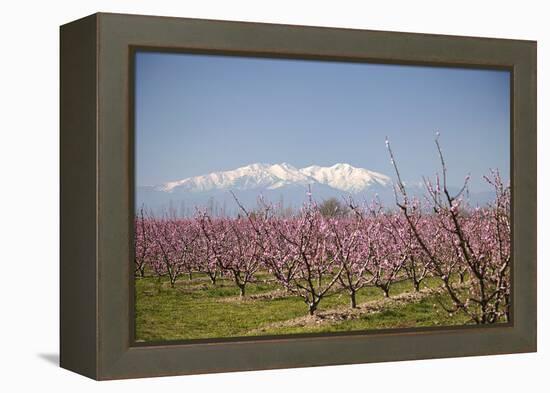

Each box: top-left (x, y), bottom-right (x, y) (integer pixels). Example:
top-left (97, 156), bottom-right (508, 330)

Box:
top-left (135, 137), bottom-right (511, 323)
top-left (136, 202), bottom-right (411, 312)
top-left (135, 185), bottom-right (510, 322)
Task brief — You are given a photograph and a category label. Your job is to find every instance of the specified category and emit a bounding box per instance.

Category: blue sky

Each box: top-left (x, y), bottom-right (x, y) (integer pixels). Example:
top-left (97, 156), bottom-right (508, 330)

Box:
top-left (135, 51), bottom-right (510, 192)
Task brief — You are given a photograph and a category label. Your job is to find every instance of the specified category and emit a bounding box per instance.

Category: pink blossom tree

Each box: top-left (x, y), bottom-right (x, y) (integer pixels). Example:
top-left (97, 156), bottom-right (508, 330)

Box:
top-left (328, 216), bottom-right (374, 308)
top-left (191, 230), bottom-right (219, 285)
top-left (134, 207), bottom-right (152, 278)
top-left (198, 213), bottom-right (262, 296)
top-left (148, 215), bottom-right (198, 288)
top-left (234, 192), bottom-right (344, 315)
top-left (386, 134), bottom-right (511, 323)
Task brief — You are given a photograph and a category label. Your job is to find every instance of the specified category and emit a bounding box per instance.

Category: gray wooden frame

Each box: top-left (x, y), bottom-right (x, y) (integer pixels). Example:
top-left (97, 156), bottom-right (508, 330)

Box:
top-left (60, 12), bottom-right (537, 380)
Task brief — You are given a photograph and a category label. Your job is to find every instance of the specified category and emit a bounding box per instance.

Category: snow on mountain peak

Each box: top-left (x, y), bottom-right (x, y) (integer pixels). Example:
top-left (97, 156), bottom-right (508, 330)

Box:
top-left (157, 162), bottom-right (391, 194)
top-left (300, 163), bottom-right (390, 192)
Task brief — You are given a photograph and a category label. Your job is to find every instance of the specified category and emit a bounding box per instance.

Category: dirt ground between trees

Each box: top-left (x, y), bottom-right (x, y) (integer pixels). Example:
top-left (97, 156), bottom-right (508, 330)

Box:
top-left (246, 285), bottom-right (454, 334)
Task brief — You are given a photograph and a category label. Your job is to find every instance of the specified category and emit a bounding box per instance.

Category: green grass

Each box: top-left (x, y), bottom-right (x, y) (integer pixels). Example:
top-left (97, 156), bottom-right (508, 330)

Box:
top-left (252, 294), bottom-right (471, 336)
top-left (135, 272), bottom-right (473, 342)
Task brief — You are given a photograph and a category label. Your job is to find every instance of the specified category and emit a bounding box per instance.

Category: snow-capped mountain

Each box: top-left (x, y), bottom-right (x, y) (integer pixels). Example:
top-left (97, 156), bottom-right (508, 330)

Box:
top-left (137, 162), bottom-right (393, 215)
top-left (155, 162), bottom-right (391, 194)
top-left (300, 163), bottom-right (390, 192)
top-left (136, 162), bottom-right (495, 215)
top-left (158, 163), bottom-right (313, 193)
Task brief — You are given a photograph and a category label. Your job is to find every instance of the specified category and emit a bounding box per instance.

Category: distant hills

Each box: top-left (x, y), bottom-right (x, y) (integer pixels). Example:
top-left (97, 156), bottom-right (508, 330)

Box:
top-left (136, 162), bottom-right (495, 216)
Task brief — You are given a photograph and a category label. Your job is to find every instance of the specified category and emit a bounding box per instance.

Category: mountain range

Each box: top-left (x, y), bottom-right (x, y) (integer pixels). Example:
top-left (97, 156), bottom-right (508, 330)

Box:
top-left (156, 162), bottom-right (390, 194)
top-left (136, 162), bottom-right (493, 216)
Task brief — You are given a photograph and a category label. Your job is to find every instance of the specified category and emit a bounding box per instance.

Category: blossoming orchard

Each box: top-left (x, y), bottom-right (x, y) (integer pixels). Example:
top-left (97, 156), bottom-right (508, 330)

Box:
top-left (134, 139), bottom-right (511, 340)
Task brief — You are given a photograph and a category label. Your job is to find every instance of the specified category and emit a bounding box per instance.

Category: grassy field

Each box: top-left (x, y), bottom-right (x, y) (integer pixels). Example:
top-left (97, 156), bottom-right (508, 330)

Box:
top-left (135, 272), bottom-right (472, 342)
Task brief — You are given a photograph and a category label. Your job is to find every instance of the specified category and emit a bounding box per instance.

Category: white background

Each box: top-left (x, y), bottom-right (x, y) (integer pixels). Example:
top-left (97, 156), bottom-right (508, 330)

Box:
top-left (0, 0), bottom-right (546, 391)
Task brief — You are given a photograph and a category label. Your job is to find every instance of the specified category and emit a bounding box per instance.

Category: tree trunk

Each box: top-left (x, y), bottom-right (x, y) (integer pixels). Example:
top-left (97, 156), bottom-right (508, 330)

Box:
top-left (382, 287), bottom-right (390, 298)
top-left (413, 281), bottom-right (421, 292)
top-left (308, 301), bottom-right (318, 315)
top-left (233, 272), bottom-right (246, 297)
top-left (350, 291), bottom-right (357, 308)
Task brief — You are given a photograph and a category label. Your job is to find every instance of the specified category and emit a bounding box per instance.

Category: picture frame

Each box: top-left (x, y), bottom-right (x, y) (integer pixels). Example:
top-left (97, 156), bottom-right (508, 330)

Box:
top-left (60, 12), bottom-right (537, 380)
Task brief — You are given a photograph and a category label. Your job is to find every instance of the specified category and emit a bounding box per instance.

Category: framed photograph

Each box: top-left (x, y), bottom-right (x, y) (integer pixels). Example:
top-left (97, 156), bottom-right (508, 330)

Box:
top-left (60, 13), bottom-right (536, 380)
